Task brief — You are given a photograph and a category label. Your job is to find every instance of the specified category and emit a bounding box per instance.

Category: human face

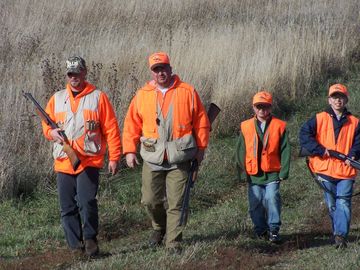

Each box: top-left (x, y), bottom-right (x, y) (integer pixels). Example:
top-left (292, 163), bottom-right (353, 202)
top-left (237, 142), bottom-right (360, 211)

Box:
top-left (151, 64), bottom-right (172, 87)
top-left (253, 103), bottom-right (272, 122)
top-left (67, 69), bottom-right (87, 91)
top-left (328, 93), bottom-right (347, 113)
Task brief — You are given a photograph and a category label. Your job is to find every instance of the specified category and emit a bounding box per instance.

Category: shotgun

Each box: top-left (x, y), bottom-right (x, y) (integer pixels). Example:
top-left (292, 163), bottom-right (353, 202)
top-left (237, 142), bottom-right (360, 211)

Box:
top-left (299, 147), bottom-right (360, 170)
top-left (23, 92), bottom-right (81, 171)
top-left (299, 147), bottom-right (360, 197)
top-left (179, 102), bottom-right (221, 226)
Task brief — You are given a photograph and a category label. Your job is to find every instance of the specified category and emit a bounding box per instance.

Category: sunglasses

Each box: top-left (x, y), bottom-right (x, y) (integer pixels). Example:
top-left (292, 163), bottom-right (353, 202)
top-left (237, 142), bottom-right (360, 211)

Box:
top-left (254, 104), bottom-right (271, 110)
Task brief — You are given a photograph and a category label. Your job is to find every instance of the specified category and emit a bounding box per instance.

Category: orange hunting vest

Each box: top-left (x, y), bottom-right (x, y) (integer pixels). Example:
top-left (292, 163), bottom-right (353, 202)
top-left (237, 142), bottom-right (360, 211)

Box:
top-left (52, 89), bottom-right (107, 159)
top-left (240, 117), bottom-right (286, 175)
top-left (309, 112), bottom-right (358, 179)
top-left (135, 84), bottom-right (195, 140)
top-left (132, 77), bottom-right (200, 165)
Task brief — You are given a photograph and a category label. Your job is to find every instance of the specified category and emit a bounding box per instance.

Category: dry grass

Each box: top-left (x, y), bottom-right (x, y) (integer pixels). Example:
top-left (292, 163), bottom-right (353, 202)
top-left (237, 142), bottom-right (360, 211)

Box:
top-left (0, 0), bottom-right (359, 197)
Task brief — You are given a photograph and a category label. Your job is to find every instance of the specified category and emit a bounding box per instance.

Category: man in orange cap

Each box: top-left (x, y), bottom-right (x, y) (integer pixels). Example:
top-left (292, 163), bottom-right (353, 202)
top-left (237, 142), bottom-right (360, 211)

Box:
top-left (235, 91), bottom-right (290, 243)
top-left (299, 84), bottom-right (360, 249)
top-left (123, 52), bottom-right (210, 254)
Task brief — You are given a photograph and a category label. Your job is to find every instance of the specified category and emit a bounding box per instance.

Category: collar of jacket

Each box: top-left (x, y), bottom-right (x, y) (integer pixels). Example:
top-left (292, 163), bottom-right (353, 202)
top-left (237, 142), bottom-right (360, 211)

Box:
top-left (66, 81), bottom-right (96, 98)
top-left (325, 106), bottom-right (351, 119)
top-left (143, 75), bottom-right (180, 91)
top-left (254, 115), bottom-right (273, 125)
top-left (325, 106), bottom-right (351, 123)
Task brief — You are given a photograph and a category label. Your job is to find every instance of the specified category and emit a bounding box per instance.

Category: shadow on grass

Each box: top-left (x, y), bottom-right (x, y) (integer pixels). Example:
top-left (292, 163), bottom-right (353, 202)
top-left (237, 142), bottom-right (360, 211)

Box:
top-left (185, 227), bottom-right (360, 255)
top-left (99, 216), bottom-right (149, 242)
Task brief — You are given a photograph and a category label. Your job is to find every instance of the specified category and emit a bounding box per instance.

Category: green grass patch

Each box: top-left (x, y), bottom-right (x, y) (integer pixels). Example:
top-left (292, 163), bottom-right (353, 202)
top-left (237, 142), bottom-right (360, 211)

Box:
top-left (3, 66), bottom-right (360, 269)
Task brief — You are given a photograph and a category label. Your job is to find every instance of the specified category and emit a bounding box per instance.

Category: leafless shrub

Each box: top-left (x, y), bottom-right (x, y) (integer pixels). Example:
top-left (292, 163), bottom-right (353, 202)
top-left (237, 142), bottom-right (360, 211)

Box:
top-left (1, 0), bottom-right (360, 198)
top-left (40, 54), bottom-right (64, 98)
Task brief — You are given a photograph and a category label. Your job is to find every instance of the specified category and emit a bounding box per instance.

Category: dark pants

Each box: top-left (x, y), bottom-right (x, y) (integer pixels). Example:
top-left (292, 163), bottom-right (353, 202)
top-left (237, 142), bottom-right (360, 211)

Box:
top-left (57, 167), bottom-right (99, 249)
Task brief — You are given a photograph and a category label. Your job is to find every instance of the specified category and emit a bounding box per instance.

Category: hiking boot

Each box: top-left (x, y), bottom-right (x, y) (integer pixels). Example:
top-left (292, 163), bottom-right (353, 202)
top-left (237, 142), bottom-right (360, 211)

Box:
top-left (85, 239), bottom-right (99, 257)
top-left (334, 235), bottom-right (347, 249)
top-left (166, 245), bottom-right (183, 255)
top-left (269, 231), bottom-right (281, 244)
top-left (149, 230), bottom-right (166, 247)
top-left (255, 231), bottom-right (268, 240)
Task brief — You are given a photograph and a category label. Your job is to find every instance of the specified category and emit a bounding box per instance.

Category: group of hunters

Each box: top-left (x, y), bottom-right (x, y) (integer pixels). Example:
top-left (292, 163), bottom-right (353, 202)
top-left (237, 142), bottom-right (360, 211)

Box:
top-left (40, 52), bottom-right (359, 257)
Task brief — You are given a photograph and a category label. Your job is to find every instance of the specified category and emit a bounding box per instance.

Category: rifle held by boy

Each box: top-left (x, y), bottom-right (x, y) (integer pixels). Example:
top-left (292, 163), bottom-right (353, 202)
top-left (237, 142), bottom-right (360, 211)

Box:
top-left (299, 147), bottom-right (360, 170)
top-left (179, 103), bottom-right (221, 226)
top-left (23, 92), bottom-right (81, 171)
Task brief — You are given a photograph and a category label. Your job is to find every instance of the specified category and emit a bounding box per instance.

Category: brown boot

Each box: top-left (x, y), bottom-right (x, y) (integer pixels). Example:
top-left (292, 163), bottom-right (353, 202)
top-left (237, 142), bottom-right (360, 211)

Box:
top-left (334, 235), bottom-right (347, 249)
top-left (85, 239), bottom-right (99, 257)
top-left (149, 230), bottom-right (166, 247)
top-left (166, 242), bottom-right (183, 255)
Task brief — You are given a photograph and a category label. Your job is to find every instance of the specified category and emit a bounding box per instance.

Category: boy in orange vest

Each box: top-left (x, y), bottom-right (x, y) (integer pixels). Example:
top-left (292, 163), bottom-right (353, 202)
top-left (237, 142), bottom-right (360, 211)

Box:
top-left (235, 91), bottom-right (290, 243)
top-left (299, 84), bottom-right (360, 248)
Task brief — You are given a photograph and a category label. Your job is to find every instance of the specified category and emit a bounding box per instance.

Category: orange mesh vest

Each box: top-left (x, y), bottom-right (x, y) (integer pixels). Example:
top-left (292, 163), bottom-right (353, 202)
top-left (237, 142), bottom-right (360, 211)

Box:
top-left (309, 112), bottom-right (358, 179)
top-left (135, 83), bottom-right (195, 140)
top-left (53, 89), bottom-right (107, 159)
top-left (240, 117), bottom-right (286, 175)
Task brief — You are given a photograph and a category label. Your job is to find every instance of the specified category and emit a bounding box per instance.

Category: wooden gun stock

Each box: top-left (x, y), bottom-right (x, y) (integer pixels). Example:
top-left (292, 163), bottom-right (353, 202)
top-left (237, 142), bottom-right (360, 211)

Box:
top-left (23, 92), bottom-right (81, 171)
top-left (62, 142), bottom-right (81, 171)
top-left (207, 103), bottom-right (221, 131)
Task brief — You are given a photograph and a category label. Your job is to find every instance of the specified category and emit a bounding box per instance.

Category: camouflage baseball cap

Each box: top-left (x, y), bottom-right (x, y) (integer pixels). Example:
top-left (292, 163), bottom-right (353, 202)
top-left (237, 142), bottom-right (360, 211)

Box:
top-left (66, 56), bottom-right (87, 74)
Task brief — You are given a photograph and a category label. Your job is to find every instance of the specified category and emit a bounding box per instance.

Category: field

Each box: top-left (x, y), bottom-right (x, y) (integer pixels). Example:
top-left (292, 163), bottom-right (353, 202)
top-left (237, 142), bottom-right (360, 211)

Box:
top-left (1, 0), bottom-right (360, 269)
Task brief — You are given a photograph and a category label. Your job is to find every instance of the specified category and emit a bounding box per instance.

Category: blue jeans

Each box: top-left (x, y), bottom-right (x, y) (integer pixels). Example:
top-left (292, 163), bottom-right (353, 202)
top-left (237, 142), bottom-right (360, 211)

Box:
top-left (248, 181), bottom-right (281, 235)
top-left (57, 167), bottom-right (99, 249)
top-left (320, 177), bottom-right (354, 238)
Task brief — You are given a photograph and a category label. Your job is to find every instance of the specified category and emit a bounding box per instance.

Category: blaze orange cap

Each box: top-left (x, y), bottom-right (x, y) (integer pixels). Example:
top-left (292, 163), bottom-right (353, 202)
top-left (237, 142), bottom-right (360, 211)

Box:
top-left (253, 91), bottom-right (273, 105)
top-left (328, 84), bottom-right (348, 97)
top-left (148, 52), bottom-right (170, 70)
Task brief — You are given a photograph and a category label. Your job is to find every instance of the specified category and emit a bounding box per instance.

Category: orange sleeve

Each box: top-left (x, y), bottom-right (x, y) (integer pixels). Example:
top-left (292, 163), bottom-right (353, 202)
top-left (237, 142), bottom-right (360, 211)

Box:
top-left (42, 95), bottom-right (56, 141)
top-left (192, 90), bottom-right (210, 149)
top-left (122, 95), bottom-right (143, 154)
top-left (98, 92), bottom-right (122, 161)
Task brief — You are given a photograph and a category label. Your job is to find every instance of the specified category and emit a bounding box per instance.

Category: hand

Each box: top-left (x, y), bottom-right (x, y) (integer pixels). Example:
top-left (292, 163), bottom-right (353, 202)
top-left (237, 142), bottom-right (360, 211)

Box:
top-left (191, 168), bottom-right (199, 183)
top-left (50, 128), bottom-right (64, 144)
top-left (108, 160), bottom-right (118, 175)
top-left (345, 156), bottom-right (355, 166)
top-left (323, 149), bottom-right (330, 158)
top-left (126, 153), bottom-right (140, 168)
top-left (195, 149), bottom-right (205, 165)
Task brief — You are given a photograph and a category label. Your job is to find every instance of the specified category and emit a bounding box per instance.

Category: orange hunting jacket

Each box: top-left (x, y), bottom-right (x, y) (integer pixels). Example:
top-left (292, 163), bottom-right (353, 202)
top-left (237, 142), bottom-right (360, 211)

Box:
top-left (309, 112), bottom-right (358, 179)
top-left (122, 75), bottom-right (210, 155)
top-left (42, 82), bottom-right (121, 174)
top-left (240, 117), bottom-right (286, 175)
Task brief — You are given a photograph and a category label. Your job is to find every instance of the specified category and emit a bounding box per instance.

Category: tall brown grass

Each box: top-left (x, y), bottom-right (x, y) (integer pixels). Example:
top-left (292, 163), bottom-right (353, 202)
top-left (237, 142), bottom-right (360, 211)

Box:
top-left (1, 0), bottom-right (359, 198)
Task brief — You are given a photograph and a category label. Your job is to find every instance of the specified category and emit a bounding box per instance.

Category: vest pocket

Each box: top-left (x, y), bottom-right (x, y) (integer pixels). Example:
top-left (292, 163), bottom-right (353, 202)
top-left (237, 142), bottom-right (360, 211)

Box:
top-left (84, 131), bottom-right (102, 155)
top-left (140, 137), bottom-right (157, 152)
top-left (140, 137), bottom-right (164, 165)
top-left (311, 156), bottom-right (329, 172)
top-left (246, 159), bottom-right (256, 174)
top-left (167, 134), bottom-right (197, 164)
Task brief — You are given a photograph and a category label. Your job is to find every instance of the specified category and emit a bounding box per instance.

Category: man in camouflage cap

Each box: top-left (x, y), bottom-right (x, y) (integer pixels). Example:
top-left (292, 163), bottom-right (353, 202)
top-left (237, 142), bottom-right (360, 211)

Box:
top-left (42, 56), bottom-right (122, 257)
